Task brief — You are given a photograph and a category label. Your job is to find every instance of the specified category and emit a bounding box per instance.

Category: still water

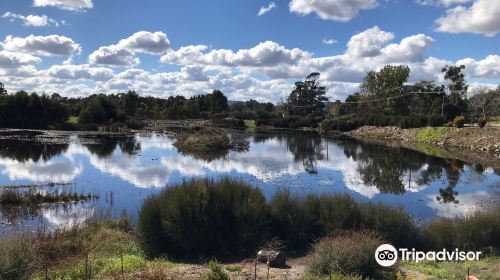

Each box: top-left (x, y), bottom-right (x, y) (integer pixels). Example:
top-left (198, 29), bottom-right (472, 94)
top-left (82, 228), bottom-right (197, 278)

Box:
top-left (0, 131), bottom-right (499, 231)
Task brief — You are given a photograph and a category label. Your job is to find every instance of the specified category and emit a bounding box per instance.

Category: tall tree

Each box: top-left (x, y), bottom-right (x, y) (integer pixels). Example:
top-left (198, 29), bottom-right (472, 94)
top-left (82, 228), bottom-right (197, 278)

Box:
top-left (360, 65), bottom-right (410, 115)
top-left (0, 82), bottom-right (7, 96)
top-left (442, 65), bottom-right (468, 117)
top-left (209, 89), bottom-right (228, 114)
top-left (287, 72), bottom-right (328, 118)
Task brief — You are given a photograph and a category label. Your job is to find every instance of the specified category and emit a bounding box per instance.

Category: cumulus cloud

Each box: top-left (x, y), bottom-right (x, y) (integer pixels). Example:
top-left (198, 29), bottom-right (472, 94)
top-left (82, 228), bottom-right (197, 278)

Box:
top-left (116, 31), bottom-right (170, 55)
top-left (435, 0), bottom-right (500, 36)
top-left (346, 26), bottom-right (395, 57)
top-left (2, 35), bottom-right (81, 56)
top-left (456, 55), bottom-right (500, 78)
top-left (0, 51), bottom-right (41, 68)
top-left (258, 2), bottom-right (277, 16)
top-left (88, 31), bottom-right (170, 67)
top-left (33, 0), bottom-right (93, 11)
top-left (88, 45), bottom-right (139, 67)
top-left (2, 12), bottom-right (61, 27)
top-left (160, 41), bottom-right (311, 67)
top-left (289, 0), bottom-right (378, 22)
top-left (46, 64), bottom-right (114, 81)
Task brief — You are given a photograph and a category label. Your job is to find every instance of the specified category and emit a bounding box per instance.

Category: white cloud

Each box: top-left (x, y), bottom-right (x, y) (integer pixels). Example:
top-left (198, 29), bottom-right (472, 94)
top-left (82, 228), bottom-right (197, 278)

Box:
top-left (0, 51), bottom-right (41, 68)
top-left (415, 0), bottom-right (473, 6)
top-left (322, 38), bottom-right (338, 45)
top-left (258, 2), bottom-right (277, 16)
top-left (46, 64), bottom-right (114, 81)
top-left (88, 31), bottom-right (170, 67)
top-left (2, 35), bottom-right (81, 56)
top-left (289, 0), bottom-right (378, 22)
top-left (33, 0), bottom-right (93, 11)
top-left (88, 45), bottom-right (139, 67)
top-left (2, 12), bottom-right (61, 27)
top-left (456, 55), bottom-right (500, 79)
top-left (161, 41), bottom-right (311, 67)
top-left (346, 26), bottom-right (395, 58)
top-left (435, 0), bottom-right (500, 36)
top-left (116, 31), bottom-right (170, 55)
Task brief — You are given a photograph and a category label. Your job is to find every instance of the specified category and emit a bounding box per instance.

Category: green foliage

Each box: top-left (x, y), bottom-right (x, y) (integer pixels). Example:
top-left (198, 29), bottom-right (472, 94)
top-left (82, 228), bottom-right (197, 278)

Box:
top-left (138, 178), bottom-right (420, 260)
top-left (287, 72), bottom-right (329, 118)
top-left (211, 118), bottom-right (245, 129)
top-left (137, 178), bottom-right (269, 259)
top-left (125, 117), bottom-right (145, 129)
top-left (360, 65), bottom-right (410, 115)
top-left (415, 127), bottom-right (448, 142)
top-left (0, 91), bottom-right (68, 129)
top-left (478, 116), bottom-right (487, 128)
top-left (201, 260), bottom-right (229, 280)
top-left (0, 236), bottom-right (39, 280)
top-left (453, 115), bottom-right (465, 128)
top-left (420, 208), bottom-right (500, 252)
top-left (307, 231), bottom-right (388, 278)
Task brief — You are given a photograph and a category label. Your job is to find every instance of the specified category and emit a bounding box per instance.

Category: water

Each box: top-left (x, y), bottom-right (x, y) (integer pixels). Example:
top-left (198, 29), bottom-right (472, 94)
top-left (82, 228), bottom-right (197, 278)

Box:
top-left (0, 131), bottom-right (499, 231)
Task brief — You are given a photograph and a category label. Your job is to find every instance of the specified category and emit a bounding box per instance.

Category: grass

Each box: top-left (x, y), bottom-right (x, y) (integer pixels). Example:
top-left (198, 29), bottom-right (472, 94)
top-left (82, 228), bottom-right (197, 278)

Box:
top-left (414, 127), bottom-right (449, 142)
top-left (173, 127), bottom-right (231, 161)
top-left (67, 116), bottom-right (79, 125)
top-left (0, 190), bottom-right (98, 206)
top-left (400, 257), bottom-right (500, 280)
top-left (244, 120), bottom-right (256, 132)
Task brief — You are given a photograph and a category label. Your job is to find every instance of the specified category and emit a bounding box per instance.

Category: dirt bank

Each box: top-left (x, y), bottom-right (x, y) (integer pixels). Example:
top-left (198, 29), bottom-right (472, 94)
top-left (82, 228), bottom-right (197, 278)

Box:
top-left (344, 126), bottom-right (500, 158)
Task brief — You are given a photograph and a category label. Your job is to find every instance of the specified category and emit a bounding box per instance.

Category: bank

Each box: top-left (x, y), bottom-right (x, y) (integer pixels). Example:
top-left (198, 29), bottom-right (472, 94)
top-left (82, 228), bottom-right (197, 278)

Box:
top-left (340, 126), bottom-right (500, 158)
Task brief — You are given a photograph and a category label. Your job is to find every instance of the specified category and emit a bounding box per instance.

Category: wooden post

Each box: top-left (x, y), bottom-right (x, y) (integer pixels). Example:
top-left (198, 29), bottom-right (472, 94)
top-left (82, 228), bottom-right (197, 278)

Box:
top-left (254, 253), bottom-right (257, 280)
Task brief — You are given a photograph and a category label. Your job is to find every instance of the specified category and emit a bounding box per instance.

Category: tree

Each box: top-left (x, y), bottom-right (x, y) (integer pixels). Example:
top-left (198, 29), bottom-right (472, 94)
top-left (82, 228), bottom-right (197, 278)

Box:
top-left (0, 82), bottom-right (7, 96)
top-left (209, 90), bottom-right (228, 114)
top-left (442, 65), bottom-right (468, 117)
top-left (468, 86), bottom-right (500, 118)
top-left (360, 65), bottom-right (410, 115)
top-left (287, 72), bottom-right (328, 118)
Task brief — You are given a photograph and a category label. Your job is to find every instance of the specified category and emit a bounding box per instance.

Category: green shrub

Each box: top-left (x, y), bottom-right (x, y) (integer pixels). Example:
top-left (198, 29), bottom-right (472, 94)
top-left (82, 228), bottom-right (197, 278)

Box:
top-left (453, 115), bottom-right (465, 128)
top-left (478, 117), bottom-right (487, 128)
top-left (428, 114), bottom-right (444, 127)
top-left (201, 260), bottom-right (229, 280)
top-left (421, 208), bottom-right (500, 252)
top-left (307, 231), bottom-right (389, 278)
top-left (125, 117), bottom-right (145, 129)
top-left (211, 118), bottom-right (245, 129)
top-left (137, 178), bottom-right (269, 259)
top-left (0, 236), bottom-right (39, 280)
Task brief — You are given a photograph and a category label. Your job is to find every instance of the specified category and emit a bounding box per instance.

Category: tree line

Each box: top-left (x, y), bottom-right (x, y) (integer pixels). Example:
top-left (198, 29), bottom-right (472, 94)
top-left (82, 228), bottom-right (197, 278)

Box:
top-left (1, 64), bottom-right (498, 130)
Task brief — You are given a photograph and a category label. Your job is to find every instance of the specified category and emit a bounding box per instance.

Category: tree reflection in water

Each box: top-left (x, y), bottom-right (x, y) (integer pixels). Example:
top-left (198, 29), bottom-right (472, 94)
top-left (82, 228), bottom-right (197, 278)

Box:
top-left (81, 135), bottom-right (141, 157)
top-left (0, 139), bottom-right (68, 162)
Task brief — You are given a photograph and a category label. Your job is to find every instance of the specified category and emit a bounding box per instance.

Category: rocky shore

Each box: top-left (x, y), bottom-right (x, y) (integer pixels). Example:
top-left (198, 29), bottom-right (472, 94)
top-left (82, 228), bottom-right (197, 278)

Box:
top-left (344, 126), bottom-right (500, 157)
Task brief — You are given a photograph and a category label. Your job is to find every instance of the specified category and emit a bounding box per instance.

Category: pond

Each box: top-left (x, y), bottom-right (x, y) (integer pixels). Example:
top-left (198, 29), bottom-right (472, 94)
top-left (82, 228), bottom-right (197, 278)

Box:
top-left (0, 131), bottom-right (499, 232)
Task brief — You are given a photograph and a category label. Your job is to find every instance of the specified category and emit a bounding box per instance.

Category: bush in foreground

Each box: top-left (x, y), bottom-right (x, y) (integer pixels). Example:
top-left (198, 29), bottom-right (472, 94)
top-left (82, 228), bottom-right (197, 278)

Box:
top-left (421, 208), bottom-right (500, 252)
top-left (307, 231), bottom-right (391, 279)
top-left (0, 236), bottom-right (39, 280)
top-left (137, 178), bottom-right (269, 259)
top-left (453, 115), bottom-right (465, 128)
top-left (138, 178), bottom-right (420, 259)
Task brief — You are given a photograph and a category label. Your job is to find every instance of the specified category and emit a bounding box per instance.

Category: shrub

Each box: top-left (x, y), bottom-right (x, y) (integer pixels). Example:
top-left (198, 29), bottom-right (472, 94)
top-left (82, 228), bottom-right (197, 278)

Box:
top-left (428, 114), bottom-right (444, 127)
top-left (125, 117), bottom-right (145, 129)
top-left (211, 118), bottom-right (245, 130)
top-left (421, 208), bottom-right (500, 252)
top-left (201, 260), bottom-right (229, 280)
top-left (478, 117), bottom-right (487, 128)
top-left (307, 231), bottom-right (389, 278)
top-left (453, 115), bottom-right (465, 128)
top-left (137, 178), bottom-right (269, 259)
top-left (0, 236), bottom-right (39, 280)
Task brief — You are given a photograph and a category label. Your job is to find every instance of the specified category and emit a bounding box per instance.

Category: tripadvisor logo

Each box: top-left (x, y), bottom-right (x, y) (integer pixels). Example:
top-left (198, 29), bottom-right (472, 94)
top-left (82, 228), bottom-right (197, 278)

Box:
top-left (375, 244), bottom-right (482, 267)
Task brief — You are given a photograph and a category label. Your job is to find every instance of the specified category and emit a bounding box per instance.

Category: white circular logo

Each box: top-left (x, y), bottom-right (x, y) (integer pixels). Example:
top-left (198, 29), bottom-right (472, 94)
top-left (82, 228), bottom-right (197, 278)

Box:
top-left (375, 244), bottom-right (398, 267)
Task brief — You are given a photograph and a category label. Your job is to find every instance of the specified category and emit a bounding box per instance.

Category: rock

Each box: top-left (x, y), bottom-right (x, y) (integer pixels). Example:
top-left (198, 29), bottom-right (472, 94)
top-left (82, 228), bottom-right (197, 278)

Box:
top-left (257, 250), bottom-right (286, 268)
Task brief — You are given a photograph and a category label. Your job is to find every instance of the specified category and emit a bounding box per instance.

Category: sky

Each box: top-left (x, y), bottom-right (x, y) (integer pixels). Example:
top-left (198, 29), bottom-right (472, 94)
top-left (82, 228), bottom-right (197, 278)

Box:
top-left (0, 0), bottom-right (499, 102)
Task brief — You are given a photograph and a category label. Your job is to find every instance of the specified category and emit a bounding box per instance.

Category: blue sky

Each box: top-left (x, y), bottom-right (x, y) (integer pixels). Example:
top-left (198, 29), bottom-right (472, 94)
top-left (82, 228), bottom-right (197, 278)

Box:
top-left (0, 0), bottom-right (499, 101)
